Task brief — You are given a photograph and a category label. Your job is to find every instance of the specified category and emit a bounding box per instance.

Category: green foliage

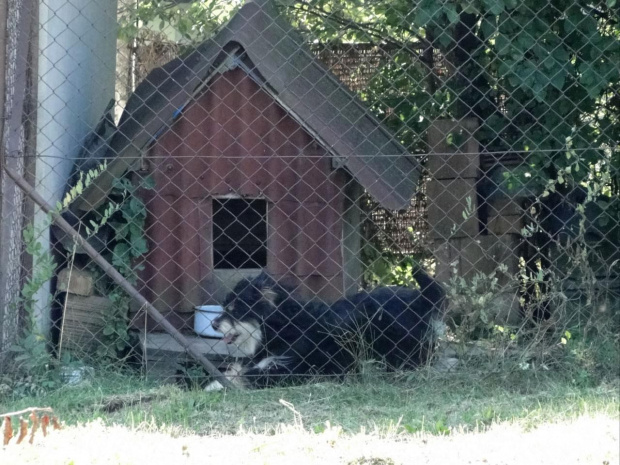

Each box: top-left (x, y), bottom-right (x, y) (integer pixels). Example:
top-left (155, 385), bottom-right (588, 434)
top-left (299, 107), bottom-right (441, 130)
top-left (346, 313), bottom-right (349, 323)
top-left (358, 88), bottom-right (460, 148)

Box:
top-left (555, 327), bottom-right (620, 386)
top-left (90, 175), bottom-right (154, 362)
top-left (7, 164), bottom-right (113, 397)
top-left (177, 362), bottom-right (211, 390)
top-left (5, 163), bottom-right (153, 394)
top-left (8, 334), bottom-right (60, 397)
top-left (56, 163), bottom-right (108, 213)
top-left (445, 263), bottom-right (511, 340)
top-left (108, 176), bottom-right (153, 283)
top-left (362, 250), bottom-right (424, 287)
top-left (118, 0), bottom-right (238, 44)
top-left (20, 221), bottom-right (57, 315)
top-left (8, 218), bottom-right (60, 397)
top-left (288, 0), bottom-right (619, 189)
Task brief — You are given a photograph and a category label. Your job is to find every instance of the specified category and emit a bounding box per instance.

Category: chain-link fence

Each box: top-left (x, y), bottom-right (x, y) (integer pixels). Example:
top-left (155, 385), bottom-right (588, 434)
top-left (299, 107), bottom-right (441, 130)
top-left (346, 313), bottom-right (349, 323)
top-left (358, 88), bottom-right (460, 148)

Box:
top-left (1, 0), bottom-right (618, 392)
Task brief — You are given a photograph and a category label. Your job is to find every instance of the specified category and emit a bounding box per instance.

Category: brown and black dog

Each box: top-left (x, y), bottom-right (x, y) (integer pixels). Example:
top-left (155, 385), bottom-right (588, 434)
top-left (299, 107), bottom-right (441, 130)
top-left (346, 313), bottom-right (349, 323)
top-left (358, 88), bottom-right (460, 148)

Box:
top-left (206, 269), bottom-right (445, 390)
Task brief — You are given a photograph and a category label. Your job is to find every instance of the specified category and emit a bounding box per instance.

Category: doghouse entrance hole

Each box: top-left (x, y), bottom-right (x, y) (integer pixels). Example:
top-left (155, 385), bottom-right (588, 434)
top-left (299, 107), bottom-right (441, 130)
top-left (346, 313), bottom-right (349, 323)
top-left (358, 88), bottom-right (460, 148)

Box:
top-left (213, 198), bottom-right (267, 269)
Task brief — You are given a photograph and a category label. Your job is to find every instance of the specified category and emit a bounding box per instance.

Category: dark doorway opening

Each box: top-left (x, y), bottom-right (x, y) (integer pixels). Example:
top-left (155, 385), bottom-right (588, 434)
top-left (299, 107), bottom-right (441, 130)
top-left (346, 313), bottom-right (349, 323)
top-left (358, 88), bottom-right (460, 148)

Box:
top-left (213, 198), bottom-right (267, 269)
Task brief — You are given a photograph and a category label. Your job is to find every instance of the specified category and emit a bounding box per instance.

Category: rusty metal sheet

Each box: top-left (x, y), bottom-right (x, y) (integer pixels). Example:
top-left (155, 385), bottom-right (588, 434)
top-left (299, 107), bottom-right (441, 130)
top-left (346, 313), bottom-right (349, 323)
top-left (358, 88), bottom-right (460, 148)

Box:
top-left (134, 69), bottom-right (347, 331)
top-left (71, 0), bottom-right (419, 213)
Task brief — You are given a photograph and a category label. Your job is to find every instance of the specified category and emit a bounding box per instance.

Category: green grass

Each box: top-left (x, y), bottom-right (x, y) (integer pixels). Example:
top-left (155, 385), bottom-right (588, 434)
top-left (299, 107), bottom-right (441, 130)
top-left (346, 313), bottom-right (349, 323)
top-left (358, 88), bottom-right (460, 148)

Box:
top-left (1, 369), bottom-right (618, 436)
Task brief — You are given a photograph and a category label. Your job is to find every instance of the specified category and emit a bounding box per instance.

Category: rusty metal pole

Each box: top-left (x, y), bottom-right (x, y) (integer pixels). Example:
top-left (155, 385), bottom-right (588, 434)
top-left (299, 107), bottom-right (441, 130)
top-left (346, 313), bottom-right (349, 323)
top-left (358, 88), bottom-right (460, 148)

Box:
top-left (3, 163), bottom-right (237, 390)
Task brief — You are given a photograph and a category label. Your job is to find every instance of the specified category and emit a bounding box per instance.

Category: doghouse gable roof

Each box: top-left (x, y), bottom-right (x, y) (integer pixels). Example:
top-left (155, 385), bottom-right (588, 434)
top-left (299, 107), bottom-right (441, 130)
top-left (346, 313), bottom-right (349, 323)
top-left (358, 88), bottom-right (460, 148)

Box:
top-left (71, 0), bottom-right (421, 212)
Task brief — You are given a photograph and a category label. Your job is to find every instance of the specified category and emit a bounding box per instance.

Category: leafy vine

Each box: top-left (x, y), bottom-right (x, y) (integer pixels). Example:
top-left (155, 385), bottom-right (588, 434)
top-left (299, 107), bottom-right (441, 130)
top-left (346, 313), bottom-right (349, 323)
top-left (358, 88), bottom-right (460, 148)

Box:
top-left (89, 174), bottom-right (154, 362)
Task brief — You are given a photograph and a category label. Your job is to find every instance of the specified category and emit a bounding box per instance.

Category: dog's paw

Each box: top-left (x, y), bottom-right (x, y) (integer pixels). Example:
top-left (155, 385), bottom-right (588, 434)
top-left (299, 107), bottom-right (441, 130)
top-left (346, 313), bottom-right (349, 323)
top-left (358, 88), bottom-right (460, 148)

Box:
top-left (204, 362), bottom-right (248, 391)
top-left (204, 380), bottom-right (225, 392)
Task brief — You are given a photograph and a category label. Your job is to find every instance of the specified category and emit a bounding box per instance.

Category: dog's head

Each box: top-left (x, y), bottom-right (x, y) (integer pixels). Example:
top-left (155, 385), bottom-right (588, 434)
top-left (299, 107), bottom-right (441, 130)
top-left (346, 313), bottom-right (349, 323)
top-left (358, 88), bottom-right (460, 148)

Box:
top-left (211, 273), bottom-right (286, 356)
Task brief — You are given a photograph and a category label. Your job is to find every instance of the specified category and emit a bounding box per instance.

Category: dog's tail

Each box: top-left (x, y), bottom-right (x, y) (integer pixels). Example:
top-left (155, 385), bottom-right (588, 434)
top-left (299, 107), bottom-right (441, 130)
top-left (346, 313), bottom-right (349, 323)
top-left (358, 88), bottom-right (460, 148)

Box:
top-left (412, 265), bottom-right (446, 311)
top-left (413, 265), bottom-right (447, 342)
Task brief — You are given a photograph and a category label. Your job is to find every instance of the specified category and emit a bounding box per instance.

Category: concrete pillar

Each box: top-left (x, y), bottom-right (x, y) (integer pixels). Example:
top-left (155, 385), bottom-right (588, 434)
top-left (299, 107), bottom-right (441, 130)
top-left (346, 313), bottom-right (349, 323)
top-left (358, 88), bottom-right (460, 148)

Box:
top-left (33, 0), bottom-right (117, 336)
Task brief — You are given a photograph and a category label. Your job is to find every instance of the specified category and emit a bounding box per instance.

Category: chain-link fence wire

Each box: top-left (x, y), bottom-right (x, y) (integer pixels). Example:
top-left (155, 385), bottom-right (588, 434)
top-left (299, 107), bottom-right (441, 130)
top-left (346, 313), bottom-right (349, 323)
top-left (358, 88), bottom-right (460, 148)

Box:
top-left (1, 0), bottom-right (619, 392)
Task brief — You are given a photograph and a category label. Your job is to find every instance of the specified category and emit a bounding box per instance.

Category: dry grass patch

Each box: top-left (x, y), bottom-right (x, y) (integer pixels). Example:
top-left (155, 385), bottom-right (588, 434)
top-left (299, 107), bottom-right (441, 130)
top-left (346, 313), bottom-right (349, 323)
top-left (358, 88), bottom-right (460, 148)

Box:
top-left (1, 414), bottom-right (618, 465)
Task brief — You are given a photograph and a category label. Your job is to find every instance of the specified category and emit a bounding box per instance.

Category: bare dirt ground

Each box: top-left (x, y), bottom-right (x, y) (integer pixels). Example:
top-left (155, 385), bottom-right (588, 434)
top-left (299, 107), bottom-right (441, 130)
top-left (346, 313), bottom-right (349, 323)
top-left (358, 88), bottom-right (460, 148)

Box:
top-left (2, 414), bottom-right (618, 465)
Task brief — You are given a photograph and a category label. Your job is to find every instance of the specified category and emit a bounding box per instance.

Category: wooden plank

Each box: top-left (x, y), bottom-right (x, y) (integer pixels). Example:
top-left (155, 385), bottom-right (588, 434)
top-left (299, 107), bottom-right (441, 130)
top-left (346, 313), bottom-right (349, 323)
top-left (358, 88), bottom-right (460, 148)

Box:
top-left (139, 331), bottom-right (248, 382)
top-left (60, 295), bottom-right (112, 353)
top-left (140, 332), bottom-right (247, 358)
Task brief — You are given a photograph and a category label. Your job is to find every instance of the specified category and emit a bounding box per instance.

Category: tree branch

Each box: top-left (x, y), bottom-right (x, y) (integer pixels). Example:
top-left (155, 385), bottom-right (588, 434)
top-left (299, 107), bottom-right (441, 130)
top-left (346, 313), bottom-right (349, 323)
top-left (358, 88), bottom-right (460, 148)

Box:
top-left (289, 1), bottom-right (432, 50)
top-left (2, 407), bottom-right (54, 418)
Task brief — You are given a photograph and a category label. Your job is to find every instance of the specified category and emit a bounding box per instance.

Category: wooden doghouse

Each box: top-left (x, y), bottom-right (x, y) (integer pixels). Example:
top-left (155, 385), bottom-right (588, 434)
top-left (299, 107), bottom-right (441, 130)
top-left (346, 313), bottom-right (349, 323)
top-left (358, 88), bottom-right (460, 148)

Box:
top-left (69, 0), bottom-right (422, 338)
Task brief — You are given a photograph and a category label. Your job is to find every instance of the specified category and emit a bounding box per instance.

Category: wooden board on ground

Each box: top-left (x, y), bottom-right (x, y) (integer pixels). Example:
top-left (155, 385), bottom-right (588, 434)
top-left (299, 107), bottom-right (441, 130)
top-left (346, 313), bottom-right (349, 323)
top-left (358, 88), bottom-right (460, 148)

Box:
top-left (139, 332), bottom-right (248, 382)
top-left (60, 295), bottom-right (112, 354)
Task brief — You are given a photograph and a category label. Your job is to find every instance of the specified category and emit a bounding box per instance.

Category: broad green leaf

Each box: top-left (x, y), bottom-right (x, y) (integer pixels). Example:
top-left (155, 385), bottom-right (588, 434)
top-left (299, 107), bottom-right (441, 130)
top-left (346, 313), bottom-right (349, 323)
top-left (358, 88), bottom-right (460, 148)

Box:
top-left (550, 71), bottom-right (566, 90)
top-left (483, 0), bottom-right (505, 16)
top-left (444, 4), bottom-right (459, 24)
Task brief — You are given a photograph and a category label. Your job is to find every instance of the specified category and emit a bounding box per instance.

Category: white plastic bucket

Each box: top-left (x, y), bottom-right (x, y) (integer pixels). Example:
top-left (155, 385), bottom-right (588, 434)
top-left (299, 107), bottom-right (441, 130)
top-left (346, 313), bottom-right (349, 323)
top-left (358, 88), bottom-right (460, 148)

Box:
top-left (194, 305), bottom-right (224, 338)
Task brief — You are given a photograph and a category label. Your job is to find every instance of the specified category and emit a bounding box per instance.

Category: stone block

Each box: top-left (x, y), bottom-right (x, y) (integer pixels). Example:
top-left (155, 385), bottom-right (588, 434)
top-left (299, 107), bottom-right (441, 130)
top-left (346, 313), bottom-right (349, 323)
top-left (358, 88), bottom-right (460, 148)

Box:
top-left (487, 196), bottom-right (523, 217)
top-left (432, 240), bottom-right (454, 284)
top-left (488, 214), bottom-right (524, 235)
top-left (433, 235), bottom-right (523, 327)
top-left (427, 178), bottom-right (479, 240)
top-left (57, 267), bottom-right (94, 296)
top-left (427, 118), bottom-right (480, 180)
top-left (458, 234), bottom-right (521, 284)
top-left (433, 234), bottom-right (521, 289)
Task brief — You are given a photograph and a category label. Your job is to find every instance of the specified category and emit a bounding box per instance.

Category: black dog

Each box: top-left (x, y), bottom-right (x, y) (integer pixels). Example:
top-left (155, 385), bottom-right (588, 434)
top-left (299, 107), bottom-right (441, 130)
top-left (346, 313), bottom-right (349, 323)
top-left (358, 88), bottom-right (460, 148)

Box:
top-left (337, 268), bottom-right (446, 371)
top-left (207, 269), bottom-right (445, 390)
top-left (208, 273), bottom-right (354, 389)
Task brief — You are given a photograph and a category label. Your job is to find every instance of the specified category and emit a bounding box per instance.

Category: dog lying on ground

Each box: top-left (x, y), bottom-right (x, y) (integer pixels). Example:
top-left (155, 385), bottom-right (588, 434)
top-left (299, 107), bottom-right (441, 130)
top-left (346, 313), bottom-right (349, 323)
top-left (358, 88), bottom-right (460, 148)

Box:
top-left (206, 268), bottom-right (445, 390)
